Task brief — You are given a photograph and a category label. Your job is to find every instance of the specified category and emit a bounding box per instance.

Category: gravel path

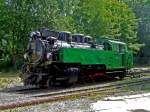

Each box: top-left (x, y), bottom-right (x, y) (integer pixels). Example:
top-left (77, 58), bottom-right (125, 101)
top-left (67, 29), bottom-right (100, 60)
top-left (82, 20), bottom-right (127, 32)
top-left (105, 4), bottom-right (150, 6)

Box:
top-left (3, 98), bottom-right (94, 112)
top-left (0, 92), bottom-right (35, 105)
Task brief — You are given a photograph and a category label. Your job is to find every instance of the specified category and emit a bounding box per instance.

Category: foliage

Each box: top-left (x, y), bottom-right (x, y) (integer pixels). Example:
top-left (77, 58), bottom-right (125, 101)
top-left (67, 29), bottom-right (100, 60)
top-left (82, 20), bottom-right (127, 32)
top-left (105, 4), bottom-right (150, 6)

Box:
top-left (0, 0), bottom-right (59, 69)
top-left (122, 0), bottom-right (150, 65)
top-left (71, 0), bottom-right (141, 53)
top-left (0, 0), bottom-right (141, 69)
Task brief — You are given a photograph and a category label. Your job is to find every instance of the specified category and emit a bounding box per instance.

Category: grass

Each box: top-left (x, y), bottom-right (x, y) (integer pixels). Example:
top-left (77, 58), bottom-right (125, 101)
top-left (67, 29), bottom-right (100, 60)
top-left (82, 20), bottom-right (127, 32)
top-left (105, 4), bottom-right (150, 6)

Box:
top-left (0, 71), bottom-right (21, 89)
top-left (0, 70), bottom-right (19, 77)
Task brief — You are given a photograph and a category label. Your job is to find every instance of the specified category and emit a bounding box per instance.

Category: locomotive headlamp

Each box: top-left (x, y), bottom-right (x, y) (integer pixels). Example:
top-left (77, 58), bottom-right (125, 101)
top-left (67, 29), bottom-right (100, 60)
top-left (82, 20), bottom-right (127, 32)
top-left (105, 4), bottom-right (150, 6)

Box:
top-left (47, 53), bottom-right (52, 60)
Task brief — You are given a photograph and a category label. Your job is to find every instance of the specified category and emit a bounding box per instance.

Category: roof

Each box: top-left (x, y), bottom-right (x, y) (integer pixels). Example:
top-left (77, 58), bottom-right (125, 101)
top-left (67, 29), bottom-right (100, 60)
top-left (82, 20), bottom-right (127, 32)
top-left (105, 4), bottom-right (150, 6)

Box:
top-left (108, 40), bottom-right (126, 45)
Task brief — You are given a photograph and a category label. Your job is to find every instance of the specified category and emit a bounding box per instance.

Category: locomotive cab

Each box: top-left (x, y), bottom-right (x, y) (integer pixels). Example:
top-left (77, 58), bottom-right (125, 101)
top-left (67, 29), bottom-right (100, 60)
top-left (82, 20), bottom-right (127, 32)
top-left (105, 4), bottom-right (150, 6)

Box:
top-left (104, 39), bottom-right (133, 68)
top-left (108, 40), bottom-right (127, 53)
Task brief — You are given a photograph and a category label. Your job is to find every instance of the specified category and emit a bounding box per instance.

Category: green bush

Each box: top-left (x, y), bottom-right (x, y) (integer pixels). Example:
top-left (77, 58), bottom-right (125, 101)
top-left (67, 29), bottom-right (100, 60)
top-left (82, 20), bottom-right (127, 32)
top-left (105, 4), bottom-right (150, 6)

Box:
top-left (0, 55), bottom-right (12, 69)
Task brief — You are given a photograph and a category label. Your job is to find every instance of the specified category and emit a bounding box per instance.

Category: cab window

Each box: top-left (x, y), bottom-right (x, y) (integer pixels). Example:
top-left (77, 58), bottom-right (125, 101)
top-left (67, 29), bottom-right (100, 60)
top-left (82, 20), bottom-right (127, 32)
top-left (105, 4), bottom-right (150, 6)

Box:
top-left (119, 44), bottom-right (125, 53)
top-left (103, 42), bottom-right (112, 51)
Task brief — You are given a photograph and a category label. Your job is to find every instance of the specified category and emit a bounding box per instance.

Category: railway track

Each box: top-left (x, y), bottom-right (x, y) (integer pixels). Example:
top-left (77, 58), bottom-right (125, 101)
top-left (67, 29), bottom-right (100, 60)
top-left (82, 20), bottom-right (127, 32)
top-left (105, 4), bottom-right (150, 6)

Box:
top-left (33, 78), bottom-right (150, 97)
top-left (0, 76), bottom-right (149, 111)
top-left (2, 67), bottom-right (149, 93)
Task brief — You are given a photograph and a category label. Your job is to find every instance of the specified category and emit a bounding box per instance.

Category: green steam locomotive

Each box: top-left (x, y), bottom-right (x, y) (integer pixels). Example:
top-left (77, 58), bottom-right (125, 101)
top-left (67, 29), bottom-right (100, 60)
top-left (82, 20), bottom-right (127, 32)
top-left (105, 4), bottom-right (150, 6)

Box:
top-left (21, 28), bottom-right (133, 87)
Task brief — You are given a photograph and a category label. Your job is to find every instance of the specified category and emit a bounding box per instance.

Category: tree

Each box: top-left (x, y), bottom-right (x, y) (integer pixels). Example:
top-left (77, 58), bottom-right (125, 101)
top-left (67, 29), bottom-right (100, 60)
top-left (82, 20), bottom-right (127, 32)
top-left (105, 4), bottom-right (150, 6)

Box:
top-left (0, 0), bottom-right (59, 69)
top-left (72, 0), bottom-right (140, 53)
top-left (54, 0), bottom-right (80, 31)
top-left (122, 0), bottom-right (150, 64)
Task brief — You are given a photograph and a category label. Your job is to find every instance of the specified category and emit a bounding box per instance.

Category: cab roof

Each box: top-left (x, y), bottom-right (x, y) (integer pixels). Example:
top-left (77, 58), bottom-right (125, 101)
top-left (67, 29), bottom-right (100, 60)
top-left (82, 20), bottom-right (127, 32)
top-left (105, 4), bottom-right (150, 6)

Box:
top-left (108, 40), bottom-right (126, 45)
top-left (96, 36), bottom-right (126, 45)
